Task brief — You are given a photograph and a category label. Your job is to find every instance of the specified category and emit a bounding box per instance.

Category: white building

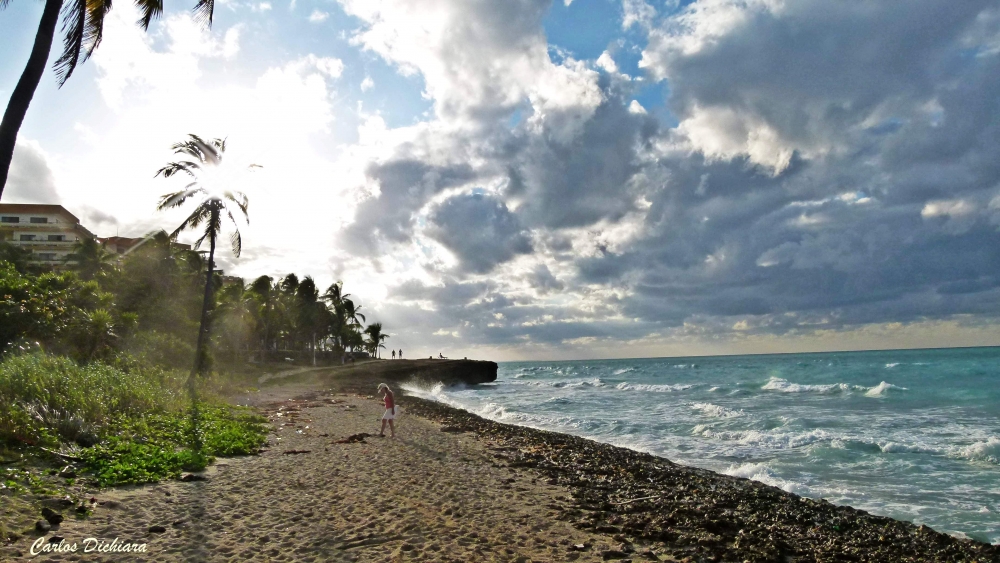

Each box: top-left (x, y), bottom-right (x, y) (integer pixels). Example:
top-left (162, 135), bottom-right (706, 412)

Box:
top-left (0, 204), bottom-right (95, 266)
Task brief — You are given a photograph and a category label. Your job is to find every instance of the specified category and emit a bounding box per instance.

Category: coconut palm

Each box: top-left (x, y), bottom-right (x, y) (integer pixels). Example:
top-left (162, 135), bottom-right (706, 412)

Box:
top-left (363, 322), bottom-right (388, 359)
top-left (155, 134), bottom-right (254, 390)
top-left (343, 298), bottom-right (365, 329)
top-left (321, 281), bottom-right (347, 305)
top-left (0, 0), bottom-right (220, 198)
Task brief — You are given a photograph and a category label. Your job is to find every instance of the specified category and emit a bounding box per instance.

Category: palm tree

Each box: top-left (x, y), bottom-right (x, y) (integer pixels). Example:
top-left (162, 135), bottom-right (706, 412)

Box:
top-left (363, 322), bottom-right (388, 359)
top-left (64, 236), bottom-right (115, 280)
top-left (343, 298), bottom-right (365, 329)
top-left (155, 134), bottom-right (253, 391)
top-left (0, 0), bottom-right (220, 198)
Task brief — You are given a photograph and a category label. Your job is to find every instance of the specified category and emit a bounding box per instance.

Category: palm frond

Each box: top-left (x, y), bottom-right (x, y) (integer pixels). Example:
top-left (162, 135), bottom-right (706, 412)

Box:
top-left (223, 205), bottom-right (244, 256)
top-left (82, 0), bottom-right (112, 62)
top-left (156, 160), bottom-right (201, 178)
top-left (157, 187), bottom-right (202, 210)
top-left (169, 205), bottom-right (211, 240)
top-left (134, 0), bottom-right (164, 29)
top-left (53, 0), bottom-right (86, 86)
top-left (53, 0), bottom-right (112, 86)
top-left (192, 0), bottom-right (215, 27)
top-left (0, 0), bottom-right (13, 10)
top-left (169, 135), bottom-right (223, 167)
top-left (229, 229), bottom-right (242, 257)
top-left (224, 190), bottom-right (249, 219)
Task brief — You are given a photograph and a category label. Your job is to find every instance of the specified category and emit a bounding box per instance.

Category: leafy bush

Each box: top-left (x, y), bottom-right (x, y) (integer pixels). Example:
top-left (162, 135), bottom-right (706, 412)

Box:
top-left (0, 353), bottom-right (177, 447)
top-left (81, 406), bottom-right (266, 486)
top-left (0, 263), bottom-right (135, 361)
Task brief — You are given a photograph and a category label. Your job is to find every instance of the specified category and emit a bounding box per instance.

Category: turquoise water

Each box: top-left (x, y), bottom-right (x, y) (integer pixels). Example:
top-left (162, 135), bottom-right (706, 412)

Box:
top-left (404, 347), bottom-right (1000, 544)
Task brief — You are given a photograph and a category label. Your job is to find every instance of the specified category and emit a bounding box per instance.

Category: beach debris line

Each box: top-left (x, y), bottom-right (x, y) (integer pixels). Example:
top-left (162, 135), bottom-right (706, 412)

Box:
top-left (335, 433), bottom-right (373, 444)
top-left (282, 449), bottom-right (313, 455)
top-left (404, 396), bottom-right (1000, 563)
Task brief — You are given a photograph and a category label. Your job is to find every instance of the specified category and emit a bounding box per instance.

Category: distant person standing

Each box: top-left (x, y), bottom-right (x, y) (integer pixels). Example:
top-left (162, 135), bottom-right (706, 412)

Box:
top-left (399, 349), bottom-right (403, 359)
top-left (391, 349), bottom-right (396, 360)
top-left (377, 383), bottom-right (396, 437)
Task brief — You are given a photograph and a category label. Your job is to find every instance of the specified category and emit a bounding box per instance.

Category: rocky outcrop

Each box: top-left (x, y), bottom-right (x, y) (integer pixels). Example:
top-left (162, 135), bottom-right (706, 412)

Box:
top-left (322, 359), bottom-right (497, 392)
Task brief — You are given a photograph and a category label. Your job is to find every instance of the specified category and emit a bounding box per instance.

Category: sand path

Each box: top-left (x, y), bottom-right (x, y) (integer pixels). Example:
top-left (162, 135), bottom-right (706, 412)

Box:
top-left (25, 391), bottom-right (620, 562)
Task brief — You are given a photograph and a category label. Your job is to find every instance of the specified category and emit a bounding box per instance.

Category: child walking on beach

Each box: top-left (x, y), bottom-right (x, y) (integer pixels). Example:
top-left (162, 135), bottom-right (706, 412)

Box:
top-left (377, 383), bottom-right (396, 437)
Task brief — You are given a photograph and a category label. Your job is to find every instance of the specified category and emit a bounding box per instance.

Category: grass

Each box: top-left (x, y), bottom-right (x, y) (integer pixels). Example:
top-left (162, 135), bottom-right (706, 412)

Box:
top-left (0, 353), bottom-right (268, 487)
top-left (0, 353), bottom-right (179, 448)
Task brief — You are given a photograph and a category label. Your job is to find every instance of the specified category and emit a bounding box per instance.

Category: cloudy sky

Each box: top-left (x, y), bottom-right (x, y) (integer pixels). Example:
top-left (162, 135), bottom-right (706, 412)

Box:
top-left (3, 0), bottom-right (1000, 360)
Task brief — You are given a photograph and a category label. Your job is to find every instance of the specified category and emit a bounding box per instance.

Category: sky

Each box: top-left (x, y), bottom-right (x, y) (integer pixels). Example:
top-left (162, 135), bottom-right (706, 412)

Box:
top-left (3, 0), bottom-right (1000, 361)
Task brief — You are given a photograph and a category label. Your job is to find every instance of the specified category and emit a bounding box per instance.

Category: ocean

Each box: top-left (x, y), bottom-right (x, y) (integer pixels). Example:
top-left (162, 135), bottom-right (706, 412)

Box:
top-left (403, 347), bottom-right (1000, 545)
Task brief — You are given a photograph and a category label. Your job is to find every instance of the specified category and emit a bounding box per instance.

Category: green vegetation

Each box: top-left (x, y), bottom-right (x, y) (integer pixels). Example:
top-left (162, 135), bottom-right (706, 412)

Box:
top-left (0, 353), bottom-right (265, 486)
top-left (82, 405), bottom-right (266, 486)
top-left (0, 134), bottom-right (388, 498)
top-left (0, 354), bottom-right (171, 447)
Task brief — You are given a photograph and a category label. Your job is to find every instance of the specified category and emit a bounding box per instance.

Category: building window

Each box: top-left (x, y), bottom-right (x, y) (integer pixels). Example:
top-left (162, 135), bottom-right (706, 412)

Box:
top-left (36, 253), bottom-right (56, 261)
top-left (30, 217), bottom-right (48, 224)
top-left (47, 235), bottom-right (65, 242)
top-left (1, 216), bottom-right (18, 223)
top-left (19, 234), bottom-right (35, 241)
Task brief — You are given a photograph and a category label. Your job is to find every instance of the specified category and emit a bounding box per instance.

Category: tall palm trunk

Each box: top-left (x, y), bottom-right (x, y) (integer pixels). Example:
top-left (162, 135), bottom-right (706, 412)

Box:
top-left (0, 0), bottom-right (62, 196)
top-left (190, 205), bottom-right (220, 388)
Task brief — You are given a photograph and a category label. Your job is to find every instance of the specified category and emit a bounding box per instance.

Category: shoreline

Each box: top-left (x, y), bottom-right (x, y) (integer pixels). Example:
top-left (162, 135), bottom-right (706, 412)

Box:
top-left (400, 394), bottom-right (1000, 562)
top-left (2, 362), bottom-right (997, 562)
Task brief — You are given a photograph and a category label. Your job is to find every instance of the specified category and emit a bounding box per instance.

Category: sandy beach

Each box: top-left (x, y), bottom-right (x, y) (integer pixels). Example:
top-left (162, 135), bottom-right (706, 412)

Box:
top-left (4, 362), bottom-right (999, 562)
top-left (5, 381), bottom-right (623, 562)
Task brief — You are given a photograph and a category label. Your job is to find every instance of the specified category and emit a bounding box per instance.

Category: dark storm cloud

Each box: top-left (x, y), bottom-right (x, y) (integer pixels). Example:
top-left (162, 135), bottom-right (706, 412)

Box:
top-left (558, 0), bottom-right (1000, 337)
top-left (353, 0), bottom-right (1000, 349)
top-left (524, 264), bottom-right (564, 293)
top-left (507, 88), bottom-right (660, 229)
top-left (4, 141), bottom-right (60, 204)
top-left (342, 158), bottom-right (477, 256)
top-left (427, 192), bottom-right (532, 273)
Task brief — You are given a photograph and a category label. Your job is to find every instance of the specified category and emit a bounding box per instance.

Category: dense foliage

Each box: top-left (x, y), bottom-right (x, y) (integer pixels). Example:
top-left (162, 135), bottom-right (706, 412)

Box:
top-left (0, 231), bottom-right (385, 486)
top-left (0, 235), bottom-right (390, 367)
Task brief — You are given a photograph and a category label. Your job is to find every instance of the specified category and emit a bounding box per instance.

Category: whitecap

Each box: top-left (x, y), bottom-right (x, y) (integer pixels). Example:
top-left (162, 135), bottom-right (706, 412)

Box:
top-left (691, 402), bottom-right (744, 418)
top-left (708, 386), bottom-right (720, 392)
top-left (508, 378), bottom-right (605, 388)
top-left (953, 437), bottom-right (1000, 465)
top-left (613, 367), bottom-right (636, 375)
top-left (723, 462), bottom-right (811, 495)
top-left (864, 381), bottom-right (907, 398)
top-left (878, 441), bottom-right (940, 455)
top-left (699, 427), bottom-right (833, 450)
top-left (615, 382), bottom-right (694, 392)
top-left (762, 377), bottom-right (852, 393)
top-left (885, 362), bottom-right (900, 368)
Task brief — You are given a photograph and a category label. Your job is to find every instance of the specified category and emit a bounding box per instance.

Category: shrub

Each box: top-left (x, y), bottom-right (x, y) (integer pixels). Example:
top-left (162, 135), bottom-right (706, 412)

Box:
top-left (0, 353), bottom-right (176, 447)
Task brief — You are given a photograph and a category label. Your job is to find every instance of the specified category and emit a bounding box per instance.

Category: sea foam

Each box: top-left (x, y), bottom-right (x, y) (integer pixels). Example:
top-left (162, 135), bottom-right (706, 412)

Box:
top-left (762, 377), bottom-right (905, 397)
top-left (691, 402), bottom-right (744, 418)
top-left (615, 382), bottom-right (694, 392)
top-left (954, 437), bottom-right (1000, 465)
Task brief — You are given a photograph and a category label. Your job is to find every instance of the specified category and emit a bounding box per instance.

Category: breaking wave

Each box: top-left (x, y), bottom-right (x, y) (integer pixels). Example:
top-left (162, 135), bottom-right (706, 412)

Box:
top-left (763, 377), bottom-right (906, 397)
top-left (691, 402), bottom-right (744, 418)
